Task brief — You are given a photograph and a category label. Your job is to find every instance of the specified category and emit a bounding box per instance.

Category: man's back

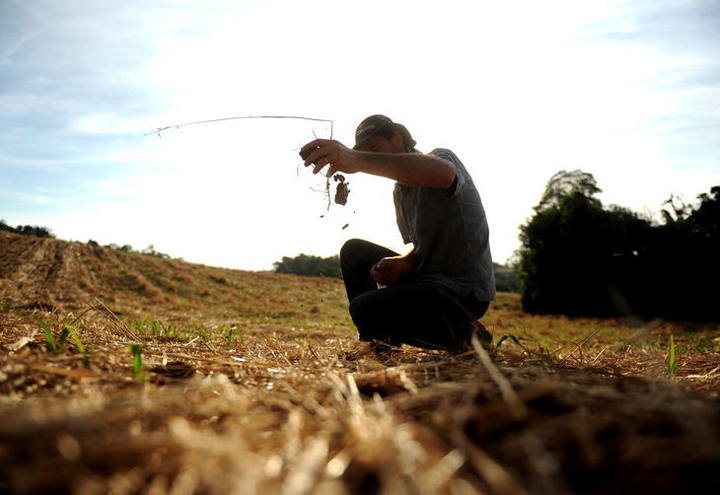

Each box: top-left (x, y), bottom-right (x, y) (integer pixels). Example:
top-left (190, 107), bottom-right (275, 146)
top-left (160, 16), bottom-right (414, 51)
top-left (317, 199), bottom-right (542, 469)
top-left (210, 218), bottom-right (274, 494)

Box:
top-left (393, 148), bottom-right (495, 302)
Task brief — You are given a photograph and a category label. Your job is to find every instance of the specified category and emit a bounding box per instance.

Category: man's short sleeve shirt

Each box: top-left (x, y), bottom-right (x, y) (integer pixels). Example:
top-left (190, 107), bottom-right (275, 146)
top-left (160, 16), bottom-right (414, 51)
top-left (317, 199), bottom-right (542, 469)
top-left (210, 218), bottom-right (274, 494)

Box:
top-left (393, 148), bottom-right (496, 302)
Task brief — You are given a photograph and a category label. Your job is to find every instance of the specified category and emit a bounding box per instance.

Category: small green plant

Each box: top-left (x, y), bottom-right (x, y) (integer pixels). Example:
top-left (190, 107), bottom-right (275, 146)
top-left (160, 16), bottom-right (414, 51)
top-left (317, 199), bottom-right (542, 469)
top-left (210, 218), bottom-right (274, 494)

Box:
top-left (194, 326), bottom-right (212, 343)
top-left (36, 317), bottom-right (59, 353)
top-left (131, 318), bottom-right (186, 340)
top-left (34, 317), bottom-right (91, 364)
top-left (62, 324), bottom-right (91, 366)
top-left (667, 334), bottom-right (678, 379)
top-left (156, 321), bottom-right (179, 338)
top-left (129, 343), bottom-right (146, 381)
top-left (223, 326), bottom-right (245, 345)
top-left (496, 334), bottom-right (522, 348)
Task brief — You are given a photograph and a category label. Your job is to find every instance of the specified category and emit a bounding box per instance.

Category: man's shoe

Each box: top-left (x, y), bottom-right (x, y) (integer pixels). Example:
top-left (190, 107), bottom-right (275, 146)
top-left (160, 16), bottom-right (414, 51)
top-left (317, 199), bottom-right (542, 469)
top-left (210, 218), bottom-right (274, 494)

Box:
top-left (342, 342), bottom-right (374, 361)
top-left (343, 340), bottom-right (402, 362)
top-left (451, 320), bottom-right (493, 354)
top-left (368, 340), bottom-right (402, 362)
top-left (471, 320), bottom-right (493, 349)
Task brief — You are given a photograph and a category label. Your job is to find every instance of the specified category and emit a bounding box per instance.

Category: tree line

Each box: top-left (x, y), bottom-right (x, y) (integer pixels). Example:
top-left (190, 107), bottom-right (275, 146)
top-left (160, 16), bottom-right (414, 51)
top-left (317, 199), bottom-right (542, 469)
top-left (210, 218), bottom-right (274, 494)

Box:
top-left (273, 254), bottom-right (521, 292)
top-left (0, 220), bottom-right (54, 238)
top-left (88, 240), bottom-right (171, 259)
top-left (273, 254), bottom-right (342, 278)
top-left (1, 220), bottom-right (171, 260)
top-left (517, 170), bottom-right (719, 321)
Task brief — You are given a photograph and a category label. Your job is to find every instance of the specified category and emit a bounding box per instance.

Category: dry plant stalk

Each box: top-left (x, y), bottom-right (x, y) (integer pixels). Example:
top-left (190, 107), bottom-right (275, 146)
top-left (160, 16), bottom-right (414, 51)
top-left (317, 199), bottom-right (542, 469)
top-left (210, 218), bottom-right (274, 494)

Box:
top-left (471, 335), bottom-right (528, 419)
top-left (147, 114), bottom-right (353, 211)
top-left (146, 115), bottom-right (334, 139)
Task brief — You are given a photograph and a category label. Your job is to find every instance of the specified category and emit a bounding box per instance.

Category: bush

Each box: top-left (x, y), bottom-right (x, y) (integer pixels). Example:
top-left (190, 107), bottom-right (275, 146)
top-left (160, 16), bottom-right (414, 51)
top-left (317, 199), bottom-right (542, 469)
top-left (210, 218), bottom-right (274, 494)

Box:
top-left (494, 263), bottom-right (520, 293)
top-left (273, 254), bottom-right (341, 278)
top-left (141, 245), bottom-right (170, 259)
top-left (0, 219), bottom-right (54, 238)
top-left (517, 171), bottom-right (719, 321)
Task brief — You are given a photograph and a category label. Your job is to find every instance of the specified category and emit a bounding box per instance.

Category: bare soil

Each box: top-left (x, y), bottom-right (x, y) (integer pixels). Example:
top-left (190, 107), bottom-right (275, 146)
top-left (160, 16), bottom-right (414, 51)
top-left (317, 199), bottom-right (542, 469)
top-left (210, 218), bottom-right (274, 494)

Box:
top-left (1, 231), bottom-right (719, 494)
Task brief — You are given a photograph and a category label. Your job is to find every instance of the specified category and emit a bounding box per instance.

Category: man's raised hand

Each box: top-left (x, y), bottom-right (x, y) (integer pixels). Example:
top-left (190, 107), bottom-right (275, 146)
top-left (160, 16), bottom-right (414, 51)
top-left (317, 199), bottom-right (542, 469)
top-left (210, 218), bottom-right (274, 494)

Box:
top-left (300, 139), bottom-right (359, 177)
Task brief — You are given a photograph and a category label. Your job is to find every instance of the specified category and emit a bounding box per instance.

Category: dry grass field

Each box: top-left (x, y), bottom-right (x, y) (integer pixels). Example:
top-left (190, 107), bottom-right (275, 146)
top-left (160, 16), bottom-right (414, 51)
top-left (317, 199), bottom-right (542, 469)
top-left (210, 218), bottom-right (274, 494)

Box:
top-left (1, 231), bottom-right (719, 494)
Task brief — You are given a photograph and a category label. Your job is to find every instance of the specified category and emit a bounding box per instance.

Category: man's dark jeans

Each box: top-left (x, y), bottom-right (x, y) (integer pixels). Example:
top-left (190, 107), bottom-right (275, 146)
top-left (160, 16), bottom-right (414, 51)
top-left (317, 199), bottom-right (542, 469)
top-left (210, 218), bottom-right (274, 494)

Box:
top-left (340, 238), bottom-right (489, 351)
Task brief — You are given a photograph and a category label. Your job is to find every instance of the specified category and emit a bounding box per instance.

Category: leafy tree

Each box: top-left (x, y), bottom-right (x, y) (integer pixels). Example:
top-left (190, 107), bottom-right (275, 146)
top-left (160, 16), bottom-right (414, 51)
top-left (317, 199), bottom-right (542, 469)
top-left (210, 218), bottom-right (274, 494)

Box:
top-left (517, 174), bottom-right (641, 316)
top-left (537, 169), bottom-right (602, 212)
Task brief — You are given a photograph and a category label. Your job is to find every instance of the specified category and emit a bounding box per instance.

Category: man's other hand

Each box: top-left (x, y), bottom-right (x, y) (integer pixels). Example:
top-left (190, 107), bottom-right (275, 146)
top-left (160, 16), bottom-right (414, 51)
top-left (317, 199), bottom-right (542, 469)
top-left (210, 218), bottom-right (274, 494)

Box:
top-left (300, 139), bottom-right (359, 177)
top-left (371, 256), bottom-right (414, 287)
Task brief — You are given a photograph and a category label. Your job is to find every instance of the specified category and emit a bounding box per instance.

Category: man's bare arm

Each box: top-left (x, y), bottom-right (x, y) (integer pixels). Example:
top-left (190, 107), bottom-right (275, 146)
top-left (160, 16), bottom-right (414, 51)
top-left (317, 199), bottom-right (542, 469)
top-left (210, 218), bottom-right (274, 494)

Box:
top-left (300, 139), bottom-right (455, 189)
top-left (353, 151), bottom-right (455, 188)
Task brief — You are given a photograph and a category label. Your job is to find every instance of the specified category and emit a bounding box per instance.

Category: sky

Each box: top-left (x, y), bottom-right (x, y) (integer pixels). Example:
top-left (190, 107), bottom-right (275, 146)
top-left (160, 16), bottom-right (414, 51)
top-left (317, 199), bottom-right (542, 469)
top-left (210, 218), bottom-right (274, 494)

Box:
top-left (1, 0), bottom-right (719, 270)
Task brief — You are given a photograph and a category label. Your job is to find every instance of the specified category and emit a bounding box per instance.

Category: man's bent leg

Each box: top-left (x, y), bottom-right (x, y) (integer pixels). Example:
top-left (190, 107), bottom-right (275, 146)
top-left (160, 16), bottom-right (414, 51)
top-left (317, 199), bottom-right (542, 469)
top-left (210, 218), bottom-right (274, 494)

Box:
top-left (340, 239), bottom-right (399, 302)
top-left (349, 282), bottom-right (480, 351)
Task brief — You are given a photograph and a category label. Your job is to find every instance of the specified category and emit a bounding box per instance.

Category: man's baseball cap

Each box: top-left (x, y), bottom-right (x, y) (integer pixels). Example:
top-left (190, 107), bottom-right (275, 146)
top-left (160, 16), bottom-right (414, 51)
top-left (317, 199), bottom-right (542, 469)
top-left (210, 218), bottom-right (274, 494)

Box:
top-left (353, 114), bottom-right (417, 151)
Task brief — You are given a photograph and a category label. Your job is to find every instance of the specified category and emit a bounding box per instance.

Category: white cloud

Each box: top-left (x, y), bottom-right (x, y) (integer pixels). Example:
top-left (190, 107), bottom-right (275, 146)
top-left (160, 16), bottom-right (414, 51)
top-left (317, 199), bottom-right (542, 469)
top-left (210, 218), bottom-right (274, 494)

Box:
top-left (71, 113), bottom-right (153, 135)
top-left (2, 0), bottom-right (719, 269)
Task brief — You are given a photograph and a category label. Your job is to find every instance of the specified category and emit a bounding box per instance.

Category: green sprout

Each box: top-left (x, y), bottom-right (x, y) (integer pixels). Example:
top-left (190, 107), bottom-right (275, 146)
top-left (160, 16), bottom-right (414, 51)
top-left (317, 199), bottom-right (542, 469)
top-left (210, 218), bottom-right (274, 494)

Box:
top-left (129, 343), bottom-right (146, 380)
top-left (667, 334), bottom-right (677, 379)
top-left (496, 334), bottom-right (522, 348)
top-left (36, 317), bottom-right (59, 353)
top-left (63, 324), bottom-right (90, 365)
top-left (224, 326), bottom-right (244, 345)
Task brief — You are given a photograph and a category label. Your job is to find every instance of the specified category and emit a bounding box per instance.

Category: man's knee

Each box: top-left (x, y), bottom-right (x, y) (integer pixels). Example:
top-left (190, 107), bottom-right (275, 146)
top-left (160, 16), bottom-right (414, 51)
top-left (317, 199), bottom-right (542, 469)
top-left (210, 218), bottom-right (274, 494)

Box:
top-left (340, 238), bottom-right (369, 263)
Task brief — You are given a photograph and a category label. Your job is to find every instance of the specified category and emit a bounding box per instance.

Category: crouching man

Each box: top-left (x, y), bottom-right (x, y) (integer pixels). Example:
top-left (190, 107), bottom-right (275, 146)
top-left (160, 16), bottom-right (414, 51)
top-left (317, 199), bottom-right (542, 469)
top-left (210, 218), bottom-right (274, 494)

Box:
top-left (300, 115), bottom-right (495, 352)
